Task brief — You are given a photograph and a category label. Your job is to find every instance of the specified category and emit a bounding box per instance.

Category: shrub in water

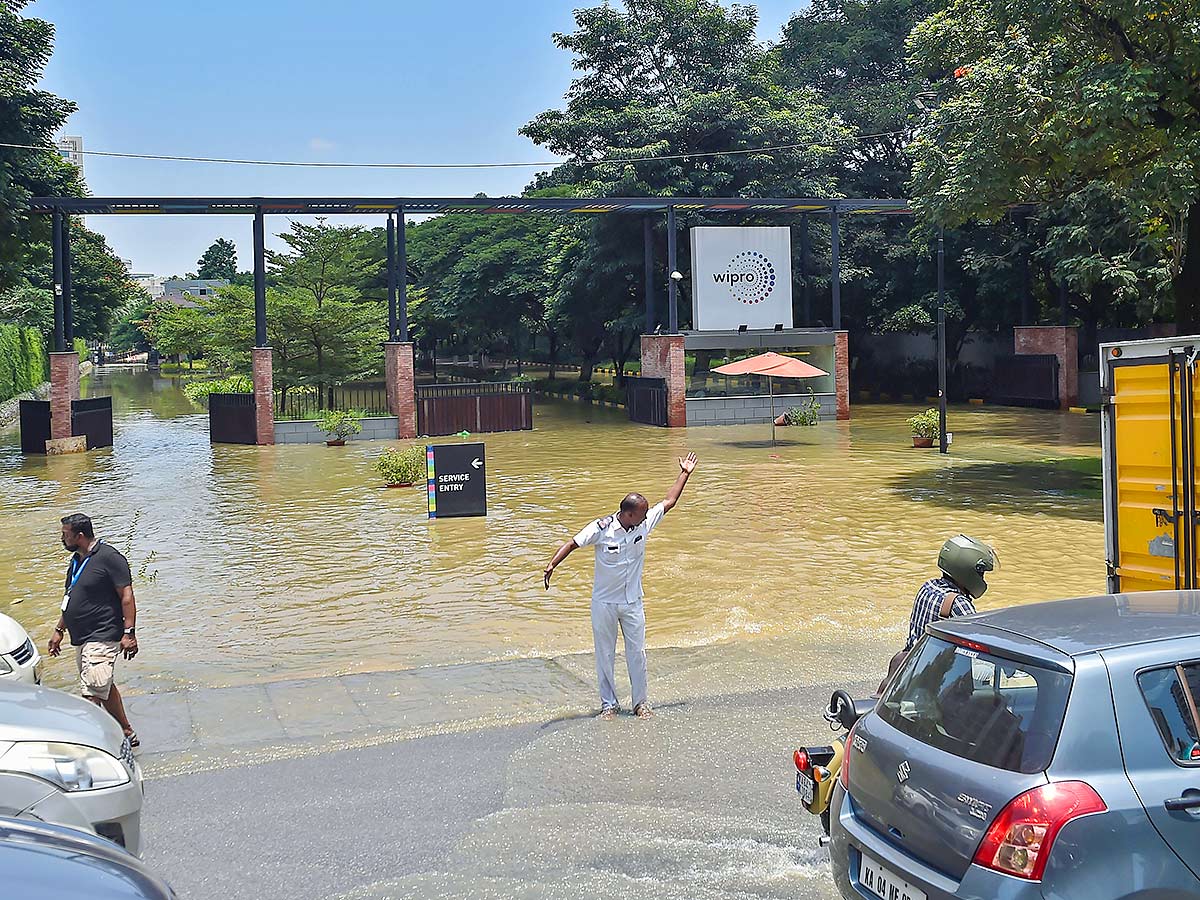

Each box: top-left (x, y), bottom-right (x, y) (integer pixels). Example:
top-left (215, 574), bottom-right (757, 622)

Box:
top-left (375, 445), bottom-right (425, 485)
top-left (906, 407), bottom-right (942, 439)
top-left (317, 409), bottom-right (364, 441)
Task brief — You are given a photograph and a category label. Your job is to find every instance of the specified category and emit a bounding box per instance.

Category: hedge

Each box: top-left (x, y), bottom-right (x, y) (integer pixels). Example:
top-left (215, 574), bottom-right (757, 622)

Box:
top-left (0, 325), bottom-right (48, 403)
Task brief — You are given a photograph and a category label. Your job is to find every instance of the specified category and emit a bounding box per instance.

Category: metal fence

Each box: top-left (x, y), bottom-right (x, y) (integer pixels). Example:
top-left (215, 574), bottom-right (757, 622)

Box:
top-left (994, 355), bottom-right (1060, 408)
top-left (416, 381), bottom-right (532, 435)
top-left (72, 397), bottom-right (114, 449)
top-left (209, 393), bottom-right (258, 444)
top-left (273, 383), bottom-right (390, 420)
top-left (626, 376), bottom-right (668, 426)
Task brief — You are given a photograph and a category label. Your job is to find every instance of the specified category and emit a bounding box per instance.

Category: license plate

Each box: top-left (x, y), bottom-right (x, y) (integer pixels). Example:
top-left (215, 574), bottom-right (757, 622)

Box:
top-left (795, 770), bottom-right (814, 804)
top-left (859, 853), bottom-right (926, 900)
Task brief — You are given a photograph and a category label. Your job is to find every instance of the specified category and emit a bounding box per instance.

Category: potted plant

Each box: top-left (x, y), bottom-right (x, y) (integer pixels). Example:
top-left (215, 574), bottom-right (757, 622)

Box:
top-left (776, 389), bottom-right (822, 427)
top-left (906, 407), bottom-right (941, 448)
top-left (375, 445), bottom-right (426, 487)
top-left (317, 409), bottom-right (362, 446)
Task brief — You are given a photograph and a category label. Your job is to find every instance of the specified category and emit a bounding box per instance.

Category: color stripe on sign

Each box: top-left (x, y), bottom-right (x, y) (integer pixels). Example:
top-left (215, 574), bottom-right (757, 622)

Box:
top-left (426, 446), bottom-right (437, 518)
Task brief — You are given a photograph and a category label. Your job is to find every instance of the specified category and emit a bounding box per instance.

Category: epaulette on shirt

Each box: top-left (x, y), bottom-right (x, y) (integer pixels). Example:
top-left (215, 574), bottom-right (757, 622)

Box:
top-left (596, 515), bottom-right (613, 529)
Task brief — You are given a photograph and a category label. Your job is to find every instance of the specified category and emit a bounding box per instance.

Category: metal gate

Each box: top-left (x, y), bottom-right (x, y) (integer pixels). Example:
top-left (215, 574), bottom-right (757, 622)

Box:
top-left (626, 376), bottom-right (668, 426)
top-left (994, 355), bottom-right (1060, 408)
top-left (209, 393), bottom-right (258, 444)
top-left (19, 400), bottom-right (51, 454)
top-left (416, 382), bottom-right (532, 436)
top-left (71, 397), bottom-right (113, 450)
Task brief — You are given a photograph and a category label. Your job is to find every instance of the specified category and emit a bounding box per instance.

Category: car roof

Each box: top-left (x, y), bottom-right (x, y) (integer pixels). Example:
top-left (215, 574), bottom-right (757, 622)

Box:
top-left (0, 817), bottom-right (174, 899)
top-left (934, 591), bottom-right (1200, 658)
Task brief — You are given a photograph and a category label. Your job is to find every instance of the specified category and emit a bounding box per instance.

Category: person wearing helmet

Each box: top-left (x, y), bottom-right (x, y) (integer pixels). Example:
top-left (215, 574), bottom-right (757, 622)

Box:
top-left (903, 534), bottom-right (998, 652)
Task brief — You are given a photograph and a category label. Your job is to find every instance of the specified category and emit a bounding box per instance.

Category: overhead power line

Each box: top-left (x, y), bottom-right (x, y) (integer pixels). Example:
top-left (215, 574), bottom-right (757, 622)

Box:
top-left (0, 111), bottom-right (1022, 171)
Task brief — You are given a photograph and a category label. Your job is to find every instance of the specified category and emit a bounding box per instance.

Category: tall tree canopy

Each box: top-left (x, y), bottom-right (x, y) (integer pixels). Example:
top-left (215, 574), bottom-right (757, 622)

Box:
top-left (196, 238), bottom-right (238, 281)
top-left (907, 0), bottom-right (1200, 326)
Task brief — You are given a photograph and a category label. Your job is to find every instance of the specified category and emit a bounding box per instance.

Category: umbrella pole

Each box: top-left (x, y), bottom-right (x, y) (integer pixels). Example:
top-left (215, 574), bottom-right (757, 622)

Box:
top-left (770, 376), bottom-right (776, 444)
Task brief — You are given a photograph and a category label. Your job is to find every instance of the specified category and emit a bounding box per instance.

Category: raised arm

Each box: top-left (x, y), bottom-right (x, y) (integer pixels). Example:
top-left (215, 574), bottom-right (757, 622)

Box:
top-left (662, 452), bottom-right (698, 513)
top-left (544, 540), bottom-right (579, 589)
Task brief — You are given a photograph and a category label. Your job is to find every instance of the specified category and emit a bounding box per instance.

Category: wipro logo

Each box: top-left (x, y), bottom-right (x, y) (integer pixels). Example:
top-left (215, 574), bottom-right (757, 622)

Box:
top-left (712, 251), bottom-right (776, 305)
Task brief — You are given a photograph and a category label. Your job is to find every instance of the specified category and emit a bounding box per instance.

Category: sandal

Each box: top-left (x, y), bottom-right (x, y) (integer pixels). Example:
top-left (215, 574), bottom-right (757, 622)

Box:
top-left (597, 707), bottom-right (618, 721)
top-left (633, 704), bottom-right (654, 719)
top-left (125, 731), bottom-right (140, 748)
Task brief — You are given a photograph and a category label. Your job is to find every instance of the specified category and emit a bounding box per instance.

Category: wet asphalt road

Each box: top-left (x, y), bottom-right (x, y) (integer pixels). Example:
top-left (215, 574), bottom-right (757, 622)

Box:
top-left (142, 683), bottom-right (855, 900)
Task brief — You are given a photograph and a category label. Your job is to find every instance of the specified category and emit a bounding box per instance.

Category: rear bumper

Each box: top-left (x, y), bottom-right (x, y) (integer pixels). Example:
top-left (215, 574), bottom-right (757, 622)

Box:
top-left (829, 786), bottom-right (1041, 900)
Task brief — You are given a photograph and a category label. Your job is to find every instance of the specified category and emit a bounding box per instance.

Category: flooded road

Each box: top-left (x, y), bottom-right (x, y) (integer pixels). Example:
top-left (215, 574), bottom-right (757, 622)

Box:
top-left (0, 368), bottom-right (1103, 700)
top-left (0, 368), bottom-right (1110, 899)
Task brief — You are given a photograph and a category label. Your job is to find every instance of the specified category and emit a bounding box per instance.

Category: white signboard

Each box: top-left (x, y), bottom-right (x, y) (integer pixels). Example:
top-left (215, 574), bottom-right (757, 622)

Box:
top-left (690, 227), bottom-right (793, 331)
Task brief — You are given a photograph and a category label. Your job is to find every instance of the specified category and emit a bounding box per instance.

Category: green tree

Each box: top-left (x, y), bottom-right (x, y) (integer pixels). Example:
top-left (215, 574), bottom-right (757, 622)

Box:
top-left (0, 2), bottom-right (83, 292)
top-left (12, 220), bottom-right (140, 340)
top-left (906, 0), bottom-right (1200, 327)
top-left (107, 293), bottom-right (156, 354)
top-left (268, 220), bottom-right (380, 308)
top-left (144, 302), bottom-right (208, 367)
top-left (196, 238), bottom-right (238, 280)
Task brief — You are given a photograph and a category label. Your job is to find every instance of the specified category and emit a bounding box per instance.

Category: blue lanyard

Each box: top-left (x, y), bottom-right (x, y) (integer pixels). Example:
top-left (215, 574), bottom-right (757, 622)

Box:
top-left (67, 554), bottom-right (93, 593)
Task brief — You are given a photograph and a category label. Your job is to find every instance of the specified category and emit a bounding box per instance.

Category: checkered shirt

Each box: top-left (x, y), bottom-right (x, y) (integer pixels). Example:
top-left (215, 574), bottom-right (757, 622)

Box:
top-left (905, 577), bottom-right (975, 651)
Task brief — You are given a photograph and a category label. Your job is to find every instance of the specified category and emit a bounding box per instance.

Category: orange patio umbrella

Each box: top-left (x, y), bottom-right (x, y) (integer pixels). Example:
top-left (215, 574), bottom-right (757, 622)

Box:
top-left (712, 351), bottom-right (829, 443)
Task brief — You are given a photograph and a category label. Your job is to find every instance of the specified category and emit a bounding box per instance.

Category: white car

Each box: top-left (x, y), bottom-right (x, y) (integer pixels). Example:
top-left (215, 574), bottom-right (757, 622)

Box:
top-left (0, 614), bottom-right (39, 685)
top-left (0, 680), bottom-right (143, 856)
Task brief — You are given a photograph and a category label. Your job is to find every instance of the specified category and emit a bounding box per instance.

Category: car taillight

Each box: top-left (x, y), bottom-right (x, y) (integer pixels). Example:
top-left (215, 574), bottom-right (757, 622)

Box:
top-left (840, 722), bottom-right (857, 791)
top-left (793, 749), bottom-right (809, 772)
top-left (973, 782), bottom-right (1106, 881)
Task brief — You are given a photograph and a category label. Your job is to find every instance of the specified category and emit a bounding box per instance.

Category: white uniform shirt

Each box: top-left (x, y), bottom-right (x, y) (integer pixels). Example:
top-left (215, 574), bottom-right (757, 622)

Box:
top-left (574, 502), bottom-right (667, 605)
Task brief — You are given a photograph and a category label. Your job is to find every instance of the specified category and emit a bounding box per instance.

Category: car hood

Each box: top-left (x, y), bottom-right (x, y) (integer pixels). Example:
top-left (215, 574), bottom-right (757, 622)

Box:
top-left (0, 615), bottom-right (32, 655)
top-left (0, 682), bottom-right (124, 754)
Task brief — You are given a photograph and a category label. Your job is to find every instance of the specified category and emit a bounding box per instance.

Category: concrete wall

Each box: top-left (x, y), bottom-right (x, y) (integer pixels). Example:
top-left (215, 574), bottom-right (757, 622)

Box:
top-left (686, 393), bottom-right (837, 426)
top-left (274, 416), bottom-right (400, 444)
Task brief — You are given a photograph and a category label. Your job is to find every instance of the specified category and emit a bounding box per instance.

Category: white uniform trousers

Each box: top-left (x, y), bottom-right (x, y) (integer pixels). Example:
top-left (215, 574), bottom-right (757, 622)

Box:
top-left (591, 597), bottom-right (647, 711)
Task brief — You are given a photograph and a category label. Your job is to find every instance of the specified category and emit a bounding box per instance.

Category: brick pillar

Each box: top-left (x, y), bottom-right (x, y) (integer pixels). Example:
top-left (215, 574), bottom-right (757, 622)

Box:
top-left (1014, 325), bottom-right (1078, 409)
top-left (385, 342), bottom-right (417, 439)
top-left (834, 330), bottom-right (850, 421)
top-left (251, 347), bottom-right (275, 445)
top-left (640, 334), bottom-right (686, 427)
top-left (49, 351), bottom-right (80, 440)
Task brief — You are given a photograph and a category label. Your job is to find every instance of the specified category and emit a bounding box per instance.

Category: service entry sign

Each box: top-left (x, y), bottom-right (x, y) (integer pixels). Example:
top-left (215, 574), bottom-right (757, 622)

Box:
top-left (691, 226), bottom-right (793, 331)
top-left (427, 443), bottom-right (487, 518)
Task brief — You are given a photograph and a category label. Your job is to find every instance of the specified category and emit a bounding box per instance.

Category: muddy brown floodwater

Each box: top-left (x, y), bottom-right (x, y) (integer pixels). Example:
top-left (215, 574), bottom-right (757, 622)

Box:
top-left (0, 368), bottom-right (1103, 704)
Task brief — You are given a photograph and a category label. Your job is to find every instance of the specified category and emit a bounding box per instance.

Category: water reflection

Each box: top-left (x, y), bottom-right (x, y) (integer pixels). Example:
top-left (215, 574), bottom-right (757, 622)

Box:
top-left (0, 369), bottom-right (1104, 695)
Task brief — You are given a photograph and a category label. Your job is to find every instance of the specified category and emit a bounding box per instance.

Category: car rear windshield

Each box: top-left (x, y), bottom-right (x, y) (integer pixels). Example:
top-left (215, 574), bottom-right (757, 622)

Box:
top-left (877, 636), bottom-right (1073, 774)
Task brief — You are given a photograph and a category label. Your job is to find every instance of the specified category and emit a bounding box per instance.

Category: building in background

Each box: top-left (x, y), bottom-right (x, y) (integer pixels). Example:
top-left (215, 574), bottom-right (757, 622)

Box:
top-left (131, 273), bottom-right (165, 299)
top-left (161, 278), bottom-right (227, 298)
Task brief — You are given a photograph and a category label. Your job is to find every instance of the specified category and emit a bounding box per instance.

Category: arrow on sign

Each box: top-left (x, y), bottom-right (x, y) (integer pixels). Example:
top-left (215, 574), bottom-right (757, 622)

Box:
top-left (471, 458), bottom-right (483, 469)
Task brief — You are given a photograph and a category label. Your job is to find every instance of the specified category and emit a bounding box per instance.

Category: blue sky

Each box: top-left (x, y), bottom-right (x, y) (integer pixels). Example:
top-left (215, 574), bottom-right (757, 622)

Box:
top-left (28, 0), bottom-right (807, 276)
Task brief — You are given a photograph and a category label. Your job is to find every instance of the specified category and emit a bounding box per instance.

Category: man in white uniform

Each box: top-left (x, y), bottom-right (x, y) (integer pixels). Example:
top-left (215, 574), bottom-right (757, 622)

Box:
top-left (544, 453), bottom-right (697, 719)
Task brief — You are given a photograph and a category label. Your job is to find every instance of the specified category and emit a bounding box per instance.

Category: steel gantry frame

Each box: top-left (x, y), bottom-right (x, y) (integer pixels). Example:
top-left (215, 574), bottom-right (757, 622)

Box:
top-left (32, 194), bottom-right (954, 452)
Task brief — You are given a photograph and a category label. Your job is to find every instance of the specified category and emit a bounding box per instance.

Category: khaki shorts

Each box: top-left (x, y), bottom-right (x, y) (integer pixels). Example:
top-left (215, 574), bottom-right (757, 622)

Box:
top-left (76, 641), bottom-right (120, 701)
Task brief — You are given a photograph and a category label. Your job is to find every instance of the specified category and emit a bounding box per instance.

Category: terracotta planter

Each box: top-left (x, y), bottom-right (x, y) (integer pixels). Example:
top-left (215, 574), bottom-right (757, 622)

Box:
top-left (326, 439), bottom-right (346, 447)
top-left (912, 435), bottom-right (934, 448)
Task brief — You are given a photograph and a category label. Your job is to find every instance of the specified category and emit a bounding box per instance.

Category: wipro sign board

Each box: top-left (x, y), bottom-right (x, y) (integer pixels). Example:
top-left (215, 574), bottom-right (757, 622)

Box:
top-left (690, 227), bottom-right (793, 331)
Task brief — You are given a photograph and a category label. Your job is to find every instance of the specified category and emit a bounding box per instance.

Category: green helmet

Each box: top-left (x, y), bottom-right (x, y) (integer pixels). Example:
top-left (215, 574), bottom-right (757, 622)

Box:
top-left (938, 534), bottom-right (998, 599)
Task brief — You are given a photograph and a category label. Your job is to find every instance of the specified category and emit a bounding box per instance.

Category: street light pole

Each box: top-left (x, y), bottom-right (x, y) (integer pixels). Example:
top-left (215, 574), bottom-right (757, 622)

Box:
top-left (937, 227), bottom-right (948, 455)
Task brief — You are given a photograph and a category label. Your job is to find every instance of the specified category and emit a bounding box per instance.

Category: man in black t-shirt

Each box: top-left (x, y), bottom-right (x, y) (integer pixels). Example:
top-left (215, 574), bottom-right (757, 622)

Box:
top-left (47, 513), bottom-right (140, 746)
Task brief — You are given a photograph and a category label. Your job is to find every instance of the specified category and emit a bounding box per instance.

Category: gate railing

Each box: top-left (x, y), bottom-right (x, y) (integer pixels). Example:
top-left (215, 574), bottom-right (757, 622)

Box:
top-left (994, 355), bottom-right (1060, 408)
top-left (209, 392), bottom-right (258, 444)
top-left (71, 397), bottom-right (114, 449)
top-left (626, 376), bottom-right (668, 426)
top-left (416, 381), bottom-right (532, 436)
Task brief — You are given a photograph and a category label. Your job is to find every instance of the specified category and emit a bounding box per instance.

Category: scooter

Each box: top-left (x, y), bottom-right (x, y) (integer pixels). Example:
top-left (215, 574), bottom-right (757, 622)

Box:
top-left (793, 689), bottom-right (875, 838)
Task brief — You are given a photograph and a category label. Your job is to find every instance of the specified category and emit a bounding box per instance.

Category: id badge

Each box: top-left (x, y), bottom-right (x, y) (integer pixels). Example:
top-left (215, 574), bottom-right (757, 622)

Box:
top-left (61, 593), bottom-right (70, 612)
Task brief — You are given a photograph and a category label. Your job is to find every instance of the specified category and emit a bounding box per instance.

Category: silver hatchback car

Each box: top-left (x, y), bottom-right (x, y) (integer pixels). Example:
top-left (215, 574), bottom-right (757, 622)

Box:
top-left (0, 680), bottom-right (143, 856)
top-left (831, 592), bottom-right (1200, 899)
